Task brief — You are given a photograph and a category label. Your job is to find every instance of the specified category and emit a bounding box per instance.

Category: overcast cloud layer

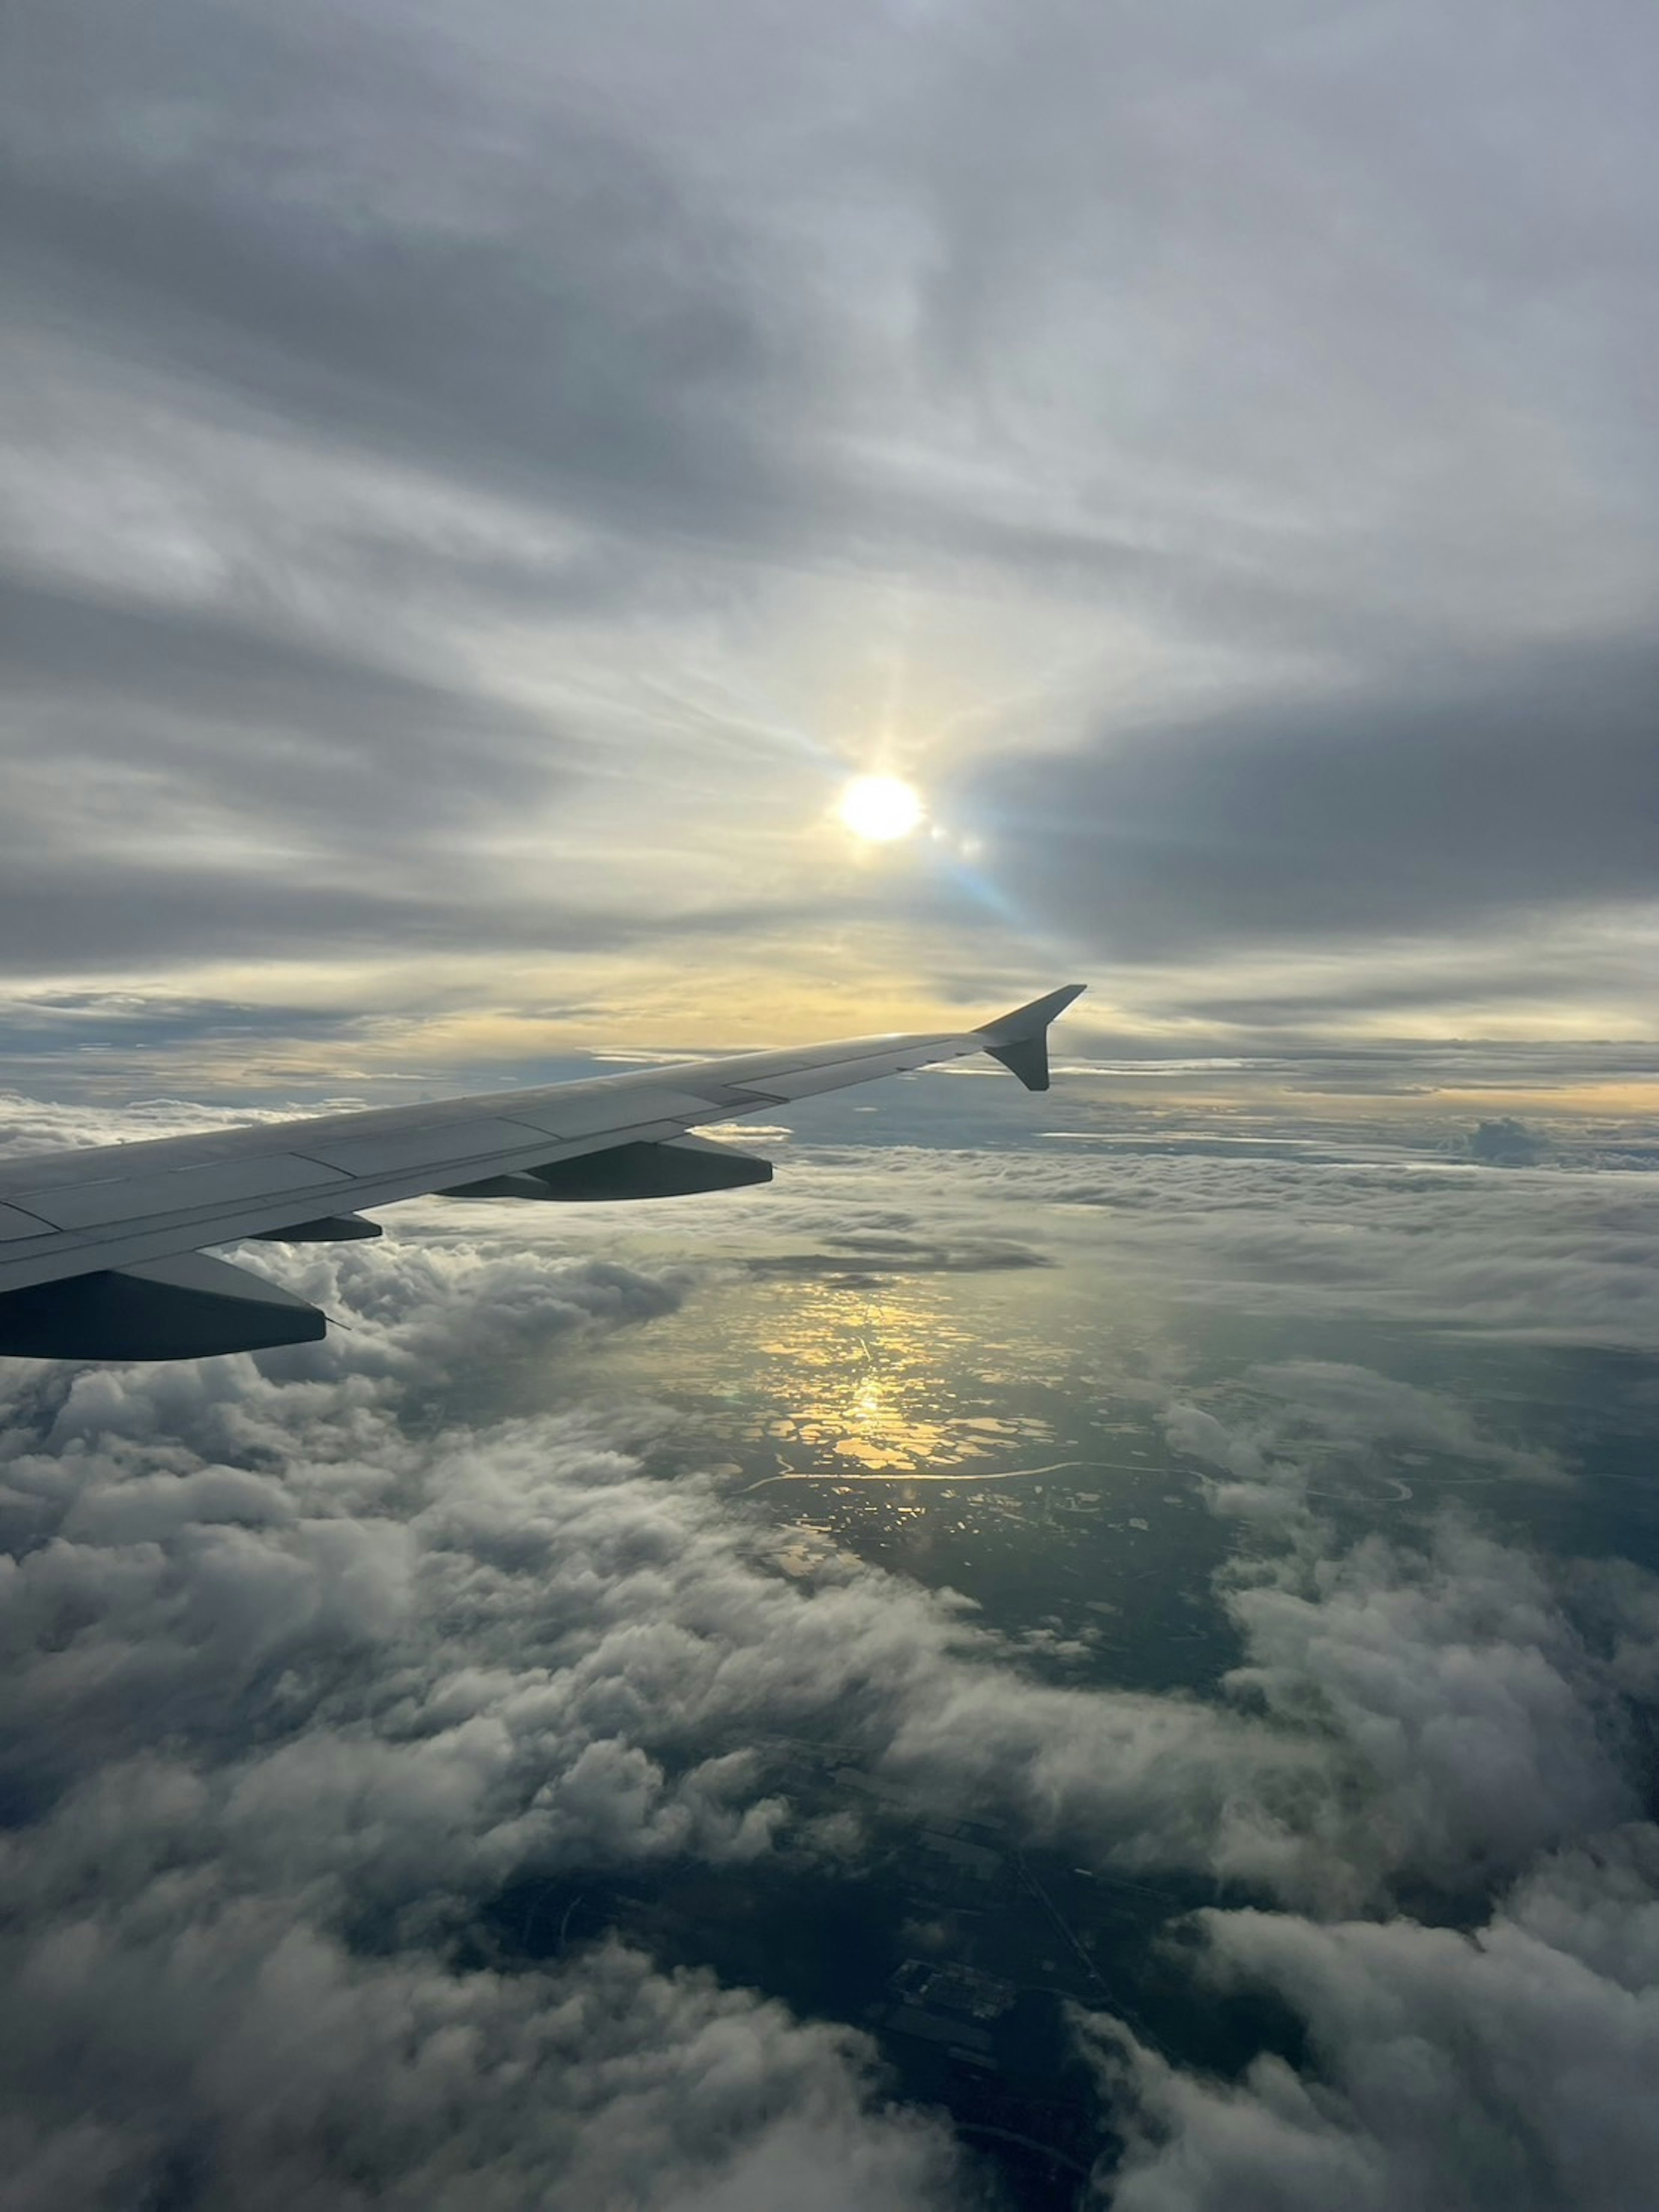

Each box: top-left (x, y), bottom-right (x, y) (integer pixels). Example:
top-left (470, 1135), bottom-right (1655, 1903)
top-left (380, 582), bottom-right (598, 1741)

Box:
top-left (3, 0), bottom-right (1657, 1069)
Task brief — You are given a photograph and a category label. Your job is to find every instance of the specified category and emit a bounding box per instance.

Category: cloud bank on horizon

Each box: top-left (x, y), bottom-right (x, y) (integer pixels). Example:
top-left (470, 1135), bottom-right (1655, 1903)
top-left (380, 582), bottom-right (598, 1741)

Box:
top-left (3, 0), bottom-right (1656, 1084)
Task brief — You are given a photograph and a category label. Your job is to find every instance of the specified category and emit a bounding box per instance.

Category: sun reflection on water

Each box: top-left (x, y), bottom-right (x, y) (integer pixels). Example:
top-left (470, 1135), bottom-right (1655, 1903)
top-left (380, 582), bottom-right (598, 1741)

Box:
top-left (748, 1281), bottom-right (1058, 1480)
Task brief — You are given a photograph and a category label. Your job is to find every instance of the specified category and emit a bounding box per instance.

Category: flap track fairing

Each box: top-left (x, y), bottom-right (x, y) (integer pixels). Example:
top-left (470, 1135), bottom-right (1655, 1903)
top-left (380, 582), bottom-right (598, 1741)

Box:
top-left (0, 1251), bottom-right (326, 1360)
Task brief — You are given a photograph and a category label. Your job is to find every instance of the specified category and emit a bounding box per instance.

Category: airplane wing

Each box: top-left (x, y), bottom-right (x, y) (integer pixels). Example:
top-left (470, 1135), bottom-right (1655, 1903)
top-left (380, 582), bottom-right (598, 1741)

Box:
top-left (0, 984), bottom-right (1084, 1360)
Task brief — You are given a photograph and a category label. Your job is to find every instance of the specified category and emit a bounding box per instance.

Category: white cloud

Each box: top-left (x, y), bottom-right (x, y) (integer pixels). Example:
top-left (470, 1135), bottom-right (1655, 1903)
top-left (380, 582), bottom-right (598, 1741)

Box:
top-left (819, 1143), bottom-right (1659, 1349)
top-left (3, 1132), bottom-right (1657, 2201)
top-left (1083, 1826), bottom-right (1659, 2212)
top-left (1, 1901), bottom-right (966, 2212)
top-left (1162, 1383), bottom-right (1645, 1899)
top-left (0, 1220), bottom-right (1480, 2196)
top-left (1224, 1518), bottom-right (1636, 1894)
top-left (0, 1246), bottom-right (989, 2207)
top-left (1071, 1368), bottom-right (1659, 2208)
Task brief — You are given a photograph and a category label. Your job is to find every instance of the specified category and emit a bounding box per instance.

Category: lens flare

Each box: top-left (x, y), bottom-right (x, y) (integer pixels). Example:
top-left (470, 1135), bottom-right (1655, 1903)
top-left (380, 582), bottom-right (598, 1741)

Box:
top-left (837, 775), bottom-right (924, 842)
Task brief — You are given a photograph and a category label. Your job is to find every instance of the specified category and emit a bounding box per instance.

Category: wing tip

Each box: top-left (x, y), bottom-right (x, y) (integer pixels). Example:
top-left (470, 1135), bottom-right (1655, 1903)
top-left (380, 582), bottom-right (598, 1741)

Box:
top-left (974, 982), bottom-right (1087, 1092)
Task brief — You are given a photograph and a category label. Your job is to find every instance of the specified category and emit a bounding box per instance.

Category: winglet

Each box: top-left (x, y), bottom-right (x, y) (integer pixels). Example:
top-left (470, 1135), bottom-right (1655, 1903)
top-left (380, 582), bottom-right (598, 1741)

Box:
top-left (974, 983), bottom-right (1087, 1092)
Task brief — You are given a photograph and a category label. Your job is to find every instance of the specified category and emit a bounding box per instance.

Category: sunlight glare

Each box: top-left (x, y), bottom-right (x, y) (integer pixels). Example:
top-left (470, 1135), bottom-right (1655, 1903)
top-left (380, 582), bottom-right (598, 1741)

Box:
top-left (837, 774), bottom-right (925, 843)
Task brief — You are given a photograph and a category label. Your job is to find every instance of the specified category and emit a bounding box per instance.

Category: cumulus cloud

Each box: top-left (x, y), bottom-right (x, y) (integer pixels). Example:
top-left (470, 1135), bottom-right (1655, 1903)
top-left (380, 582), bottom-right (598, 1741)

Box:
top-left (1242, 1362), bottom-right (1565, 1485)
top-left (0, 1244), bottom-right (994, 2206)
top-left (0, 1231), bottom-right (1327, 1896)
top-left (19, 1202), bottom-right (1639, 2196)
top-left (1223, 1519), bottom-right (1637, 1896)
top-left (1067, 1367), bottom-right (1659, 2206)
top-left (1081, 1826), bottom-right (1659, 2212)
top-left (0, 1086), bottom-right (326, 1156)
top-left (1161, 1382), bottom-right (1649, 1900)
top-left (2, 1113), bottom-right (1655, 2200)
top-left (1165, 1361), bottom-right (1565, 1525)
top-left (1, 1909), bottom-right (966, 2212)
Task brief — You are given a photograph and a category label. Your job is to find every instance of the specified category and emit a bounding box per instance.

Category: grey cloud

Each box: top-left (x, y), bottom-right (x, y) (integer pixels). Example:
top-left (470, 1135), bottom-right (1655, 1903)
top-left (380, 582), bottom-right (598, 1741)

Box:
top-left (0, 1086), bottom-right (319, 1160)
top-left (1077, 1373), bottom-right (1659, 2206)
top-left (1154, 957), bottom-right (1659, 1034)
top-left (0, 863), bottom-right (811, 976)
top-left (960, 637), bottom-right (1659, 960)
top-left (0, 566), bottom-right (586, 971)
top-left (1050, 1038), bottom-right (1659, 1095)
top-left (1466, 1117), bottom-right (1550, 1166)
top-left (0, 557), bottom-right (905, 979)
top-left (2, 0), bottom-right (1655, 1045)
top-left (0, 567), bottom-right (748, 975)
top-left (6, 1187), bottom-right (1630, 1909)
top-left (13, 0), bottom-right (1649, 654)
top-left (896, 0), bottom-right (1659, 598)
top-left (1084, 1826), bottom-right (1659, 2212)
top-left (0, 1254), bottom-right (1213, 2199)
top-left (0, 857), bottom-right (835, 977)
top-left (0, 568), bottom-right (574, 837)
top-left (0, 1179), bottom-right (1459, 1891)
top-left (3, 5), bottom-right (804, 547)
top-left (742, 1229), bottom-right (1054, 1279)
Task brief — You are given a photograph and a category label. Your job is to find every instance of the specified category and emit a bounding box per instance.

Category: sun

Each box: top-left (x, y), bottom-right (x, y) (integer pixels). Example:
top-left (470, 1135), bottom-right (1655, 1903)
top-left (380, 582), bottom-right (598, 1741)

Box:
top-left (837, 774), bottom-right (925, 843)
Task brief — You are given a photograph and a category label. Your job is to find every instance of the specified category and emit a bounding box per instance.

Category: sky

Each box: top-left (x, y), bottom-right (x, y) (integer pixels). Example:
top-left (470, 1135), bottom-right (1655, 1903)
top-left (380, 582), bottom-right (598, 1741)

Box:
top-left (4, 0), bottom-right (1657, 1092)
top-left (4, 3), bottom-right (1659, 2209)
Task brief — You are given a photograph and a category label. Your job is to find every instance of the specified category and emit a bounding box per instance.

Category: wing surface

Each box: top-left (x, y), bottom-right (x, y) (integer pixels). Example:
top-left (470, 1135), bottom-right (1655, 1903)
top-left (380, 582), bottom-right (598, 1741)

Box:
top-left (0, 984), bottom-right (1083, 1357)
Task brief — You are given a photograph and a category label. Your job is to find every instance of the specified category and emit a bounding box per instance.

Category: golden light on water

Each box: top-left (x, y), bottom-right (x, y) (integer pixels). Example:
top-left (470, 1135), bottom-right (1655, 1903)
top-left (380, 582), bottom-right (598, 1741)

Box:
top-left (746, 1281), bottom-right (1060, 1483)
top-left (837, 774), bottom-right (925, 842)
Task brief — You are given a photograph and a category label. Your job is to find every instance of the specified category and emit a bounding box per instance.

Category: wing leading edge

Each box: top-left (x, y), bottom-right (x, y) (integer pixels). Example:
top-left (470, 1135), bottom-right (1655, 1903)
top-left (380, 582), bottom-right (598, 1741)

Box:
top-left (0, 983), bottom-right (1085, 1360)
